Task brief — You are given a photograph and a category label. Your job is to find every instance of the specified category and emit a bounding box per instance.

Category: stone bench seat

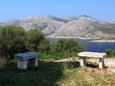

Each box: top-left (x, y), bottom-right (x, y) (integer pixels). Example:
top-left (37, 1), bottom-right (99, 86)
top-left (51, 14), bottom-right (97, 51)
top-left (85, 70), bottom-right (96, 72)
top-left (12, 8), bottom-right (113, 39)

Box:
top-left (78, 52), bottom-right (105, 58)
top-left (15, 52), bottom-right (40, 61)
top-left (78, 51), bottom-right (106, 69)
top-left (15, 52), bottom-right (40, 69)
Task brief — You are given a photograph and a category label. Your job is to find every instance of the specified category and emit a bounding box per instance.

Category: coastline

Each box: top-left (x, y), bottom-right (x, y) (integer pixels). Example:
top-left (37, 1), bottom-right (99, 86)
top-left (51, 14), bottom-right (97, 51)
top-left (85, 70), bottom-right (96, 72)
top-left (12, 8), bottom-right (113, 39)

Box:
top-left (90, 40), bottom-right (115, 43)
top-left (46, 36), bottom-right (97, 40)
top-left (46, 36), bottom-right (115, 42)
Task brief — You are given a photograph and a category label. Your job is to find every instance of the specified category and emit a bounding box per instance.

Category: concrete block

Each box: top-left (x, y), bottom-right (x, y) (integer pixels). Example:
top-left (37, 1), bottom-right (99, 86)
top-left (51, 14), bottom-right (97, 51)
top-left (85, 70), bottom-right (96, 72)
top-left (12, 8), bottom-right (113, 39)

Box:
top-left (99, 58), bottom-right (104, 69)
top-left (80, 57), bottom-right (86, 67)
top-left (17, 60), bottom-right (28, 69)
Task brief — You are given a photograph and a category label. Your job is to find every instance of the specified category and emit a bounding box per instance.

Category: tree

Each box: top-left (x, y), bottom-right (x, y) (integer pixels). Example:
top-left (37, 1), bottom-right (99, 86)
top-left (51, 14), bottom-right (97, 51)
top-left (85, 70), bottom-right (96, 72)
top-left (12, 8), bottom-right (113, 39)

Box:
top-left (38, 38), bottom-right (50, 52)
top-left (0, 25), bottom-right (26, 59)
top-left (26, 29), bottom-right (49, 52)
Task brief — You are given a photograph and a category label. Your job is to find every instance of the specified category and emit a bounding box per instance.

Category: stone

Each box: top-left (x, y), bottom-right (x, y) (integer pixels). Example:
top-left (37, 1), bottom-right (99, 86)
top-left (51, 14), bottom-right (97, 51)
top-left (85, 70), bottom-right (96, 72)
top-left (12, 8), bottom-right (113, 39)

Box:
top-left (15, 52), bottom-right (40, 69)
top-left (17, 60), bottom-right (28, 69)
top-left (78, 51), bottom-right (106, 69)
top-left (80, 57), bottom-right (86, 67)
top-left (99, 58), bottom-right (104, 69)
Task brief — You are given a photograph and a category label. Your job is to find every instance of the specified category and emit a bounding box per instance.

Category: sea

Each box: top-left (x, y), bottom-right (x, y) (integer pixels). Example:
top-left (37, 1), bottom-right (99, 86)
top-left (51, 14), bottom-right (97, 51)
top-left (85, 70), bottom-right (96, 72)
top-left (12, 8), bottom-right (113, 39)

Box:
top-left (48, 38), bottom-right (115, 52)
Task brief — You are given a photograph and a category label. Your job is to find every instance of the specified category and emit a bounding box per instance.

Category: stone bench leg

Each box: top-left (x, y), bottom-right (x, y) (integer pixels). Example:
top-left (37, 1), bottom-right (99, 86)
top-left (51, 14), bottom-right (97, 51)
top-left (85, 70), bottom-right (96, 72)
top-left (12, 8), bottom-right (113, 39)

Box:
top-left (17, 60), bottom-right (28, 69)
top-left (99, 58), bottom-right (104, 69)
top-left (80, 57), bottom-right (86, 67)
top-left (35, 58), bottom-right (38, 67)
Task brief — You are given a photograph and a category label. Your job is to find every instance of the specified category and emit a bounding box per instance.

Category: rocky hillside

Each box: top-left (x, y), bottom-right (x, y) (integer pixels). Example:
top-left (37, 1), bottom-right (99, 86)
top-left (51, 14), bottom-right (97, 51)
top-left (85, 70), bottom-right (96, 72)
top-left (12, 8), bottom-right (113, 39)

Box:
top-left (1, 15), bottom-right (115, 39)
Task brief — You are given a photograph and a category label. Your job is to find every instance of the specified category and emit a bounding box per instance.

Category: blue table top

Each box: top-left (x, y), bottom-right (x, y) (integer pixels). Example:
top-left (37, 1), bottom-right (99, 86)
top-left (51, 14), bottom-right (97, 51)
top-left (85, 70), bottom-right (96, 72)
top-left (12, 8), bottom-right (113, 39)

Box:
top-left (15, 52), bottom-right (40, 61)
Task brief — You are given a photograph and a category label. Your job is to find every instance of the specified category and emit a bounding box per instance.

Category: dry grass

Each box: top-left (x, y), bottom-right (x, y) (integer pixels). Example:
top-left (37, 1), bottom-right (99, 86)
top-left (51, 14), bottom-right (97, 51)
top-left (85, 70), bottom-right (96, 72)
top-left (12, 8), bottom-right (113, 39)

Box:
top-left (0, 58), bottom-right (115, 86)
top-left (57, 67), bottom-right (115, 86)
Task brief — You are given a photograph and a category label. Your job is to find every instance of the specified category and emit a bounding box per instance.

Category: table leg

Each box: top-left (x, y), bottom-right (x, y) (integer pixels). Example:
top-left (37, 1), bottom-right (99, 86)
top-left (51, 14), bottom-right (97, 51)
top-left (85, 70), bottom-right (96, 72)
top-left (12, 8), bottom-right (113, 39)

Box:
top-left (80, 57), bottom-right (86, 67)
top-left (99, 58), bottom-right (104, 69)
top-left (17, 60), bottom-right (28, 69)
top-left (35, 58), bottom-right (38, 67)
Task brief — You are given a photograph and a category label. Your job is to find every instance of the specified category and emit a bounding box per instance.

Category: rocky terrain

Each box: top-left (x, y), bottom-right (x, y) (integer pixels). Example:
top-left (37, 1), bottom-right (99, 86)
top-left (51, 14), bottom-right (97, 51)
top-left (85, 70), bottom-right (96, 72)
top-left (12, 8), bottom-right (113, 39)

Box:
top-left (1, 15), bottom-right (115, 39)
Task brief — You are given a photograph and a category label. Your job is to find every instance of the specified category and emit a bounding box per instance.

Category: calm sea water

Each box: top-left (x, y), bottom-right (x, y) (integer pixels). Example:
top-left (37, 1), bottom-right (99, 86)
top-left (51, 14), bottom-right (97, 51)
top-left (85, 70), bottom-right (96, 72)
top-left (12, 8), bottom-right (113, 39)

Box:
top-left (48, 38), bottom-right (115, 52)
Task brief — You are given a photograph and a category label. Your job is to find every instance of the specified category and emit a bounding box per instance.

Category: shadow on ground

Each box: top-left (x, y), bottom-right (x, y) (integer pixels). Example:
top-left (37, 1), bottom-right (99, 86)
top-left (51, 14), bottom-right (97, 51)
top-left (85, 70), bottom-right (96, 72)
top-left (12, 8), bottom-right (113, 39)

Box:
top-left (86, 62), bottom-right (108, 69)
top-left (0, 61), bottom-right (80, 86)
top-left (86, 62), bottom-right (98, 68)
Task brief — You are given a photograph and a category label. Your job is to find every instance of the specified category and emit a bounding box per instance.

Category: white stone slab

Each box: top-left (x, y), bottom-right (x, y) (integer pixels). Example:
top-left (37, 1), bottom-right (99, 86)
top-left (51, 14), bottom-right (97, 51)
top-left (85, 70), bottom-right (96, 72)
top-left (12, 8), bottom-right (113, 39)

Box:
top-left (78, 52), bottom-right (106, 58)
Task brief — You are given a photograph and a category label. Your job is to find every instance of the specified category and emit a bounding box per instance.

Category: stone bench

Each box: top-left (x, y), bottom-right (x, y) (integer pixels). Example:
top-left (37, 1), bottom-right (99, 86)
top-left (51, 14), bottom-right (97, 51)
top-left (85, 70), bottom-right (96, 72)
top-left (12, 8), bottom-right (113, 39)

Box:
top-left (15, 52), bottom-right (40, 69)
top-left (78, 52), bottom-right (106, 69)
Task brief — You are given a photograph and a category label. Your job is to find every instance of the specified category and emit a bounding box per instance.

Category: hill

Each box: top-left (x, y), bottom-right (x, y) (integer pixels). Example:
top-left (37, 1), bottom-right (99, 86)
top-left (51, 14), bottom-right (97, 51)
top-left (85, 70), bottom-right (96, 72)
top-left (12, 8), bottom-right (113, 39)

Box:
top-left (1, 15), bottom-right (115, 39)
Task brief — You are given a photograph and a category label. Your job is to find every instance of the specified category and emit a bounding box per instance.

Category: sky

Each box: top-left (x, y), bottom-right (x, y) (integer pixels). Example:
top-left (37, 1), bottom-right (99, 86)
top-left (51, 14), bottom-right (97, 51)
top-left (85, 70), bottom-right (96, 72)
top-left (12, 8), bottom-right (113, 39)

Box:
top-left (0, 0), bottom-right (115, 22)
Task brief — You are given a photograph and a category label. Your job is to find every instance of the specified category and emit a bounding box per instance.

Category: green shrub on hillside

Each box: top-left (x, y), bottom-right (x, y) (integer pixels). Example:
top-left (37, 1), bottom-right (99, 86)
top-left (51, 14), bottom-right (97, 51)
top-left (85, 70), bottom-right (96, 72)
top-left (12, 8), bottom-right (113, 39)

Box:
top-left (50, 39), bottom-right (84, 58)
top-left (0, 25), bottom-right (26, 59)
top-left (106, 49), bottom-right (115, 57)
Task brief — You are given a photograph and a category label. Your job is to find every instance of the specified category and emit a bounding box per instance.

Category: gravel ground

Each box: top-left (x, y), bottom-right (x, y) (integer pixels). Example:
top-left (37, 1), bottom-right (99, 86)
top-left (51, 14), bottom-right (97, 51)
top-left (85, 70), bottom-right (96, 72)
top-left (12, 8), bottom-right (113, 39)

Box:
top-left (105, 58), bottom-right (115, 73)
top-left (54, 58), bottom-right (115, 73)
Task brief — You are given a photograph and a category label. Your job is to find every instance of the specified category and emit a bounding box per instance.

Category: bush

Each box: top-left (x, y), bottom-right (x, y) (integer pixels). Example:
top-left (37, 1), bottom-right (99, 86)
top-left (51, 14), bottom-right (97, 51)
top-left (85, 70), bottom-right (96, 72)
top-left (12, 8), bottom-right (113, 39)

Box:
top-left (0, 25), bottom-right (27, 60)
top-left (49, 39), bottom-right (84, 58)
top-left (106, 49), bottom-right (115, 58)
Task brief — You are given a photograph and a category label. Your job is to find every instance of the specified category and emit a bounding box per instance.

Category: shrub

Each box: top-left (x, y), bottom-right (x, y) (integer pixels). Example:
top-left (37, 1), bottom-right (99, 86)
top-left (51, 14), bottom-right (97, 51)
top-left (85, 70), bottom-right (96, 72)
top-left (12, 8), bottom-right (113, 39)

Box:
top-left (106, 49), bottom-right (115, 58)
top-left (26, 29), bottom-right (49, 52)
top-left (0, 25), bottom-right (27, 60)
top-left (50, 39), bottom-right (84, 58)
top-left (38, 38), bottom-right (50, 52)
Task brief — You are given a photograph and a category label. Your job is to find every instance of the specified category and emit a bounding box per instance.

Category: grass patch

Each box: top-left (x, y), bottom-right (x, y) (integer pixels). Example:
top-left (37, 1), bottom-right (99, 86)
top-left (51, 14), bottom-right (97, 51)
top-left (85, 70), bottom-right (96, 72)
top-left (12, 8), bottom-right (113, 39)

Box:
top-left (40, 52), bottom-right (78, 60)
top-left (0, 59), bottom-right (115, 86)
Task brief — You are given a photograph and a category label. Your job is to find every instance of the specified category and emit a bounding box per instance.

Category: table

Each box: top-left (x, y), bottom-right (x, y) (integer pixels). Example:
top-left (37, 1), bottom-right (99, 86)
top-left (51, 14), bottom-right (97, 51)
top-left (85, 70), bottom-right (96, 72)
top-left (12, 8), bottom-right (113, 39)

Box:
top-left (78, 52), bottom-right (106, 69)
top-left (15, 52), bottom-right (40, 69)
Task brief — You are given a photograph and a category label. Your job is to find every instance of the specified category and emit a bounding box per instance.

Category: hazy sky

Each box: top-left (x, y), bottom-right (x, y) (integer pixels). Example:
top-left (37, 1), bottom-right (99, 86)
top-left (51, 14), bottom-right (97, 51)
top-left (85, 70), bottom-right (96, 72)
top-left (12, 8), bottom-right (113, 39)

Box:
top-left (0, 0), bottom-right (115, 21)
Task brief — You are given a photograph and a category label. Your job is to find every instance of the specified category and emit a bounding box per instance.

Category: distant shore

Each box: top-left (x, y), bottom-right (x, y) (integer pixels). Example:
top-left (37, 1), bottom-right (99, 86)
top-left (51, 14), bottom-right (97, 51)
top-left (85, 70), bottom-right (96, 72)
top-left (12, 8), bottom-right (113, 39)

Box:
top-left (46, 36), bottom-right (115, 42)
top-left (46, 36), bottom-right (97, 40)
top-left (90, 40), bottom-right (115, 43)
